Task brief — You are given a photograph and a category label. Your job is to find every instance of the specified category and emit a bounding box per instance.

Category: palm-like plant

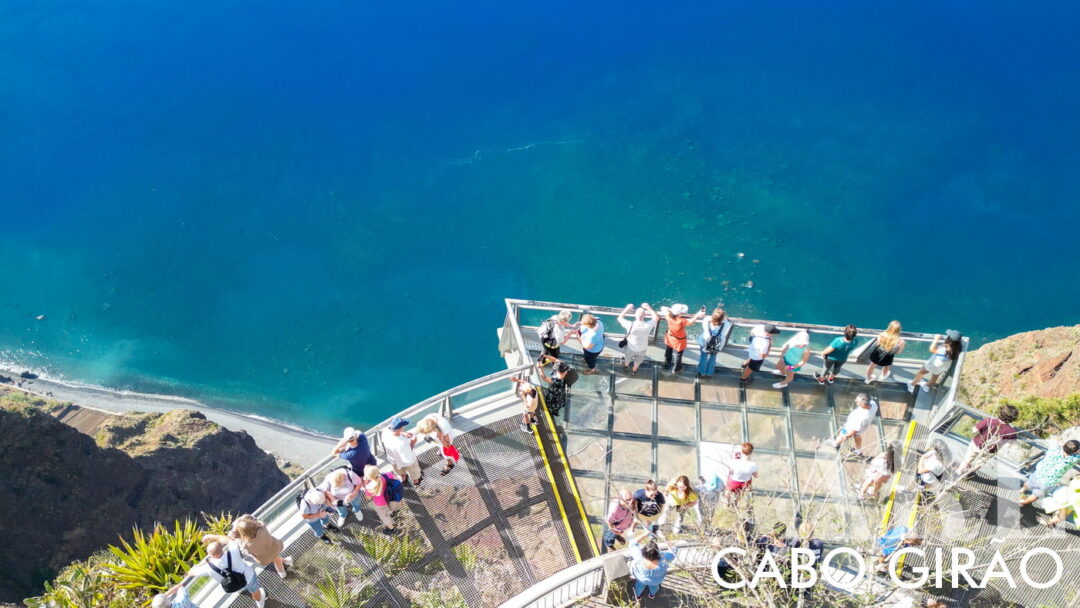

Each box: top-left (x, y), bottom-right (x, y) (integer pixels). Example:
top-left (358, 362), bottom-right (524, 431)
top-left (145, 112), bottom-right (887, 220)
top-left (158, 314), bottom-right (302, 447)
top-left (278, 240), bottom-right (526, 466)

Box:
top-left (25, 552), bottom-right (129, 608)
top-left (305, 566), bottom-right (372, 608)
top-left (106, 520), bottom-right (204, 596)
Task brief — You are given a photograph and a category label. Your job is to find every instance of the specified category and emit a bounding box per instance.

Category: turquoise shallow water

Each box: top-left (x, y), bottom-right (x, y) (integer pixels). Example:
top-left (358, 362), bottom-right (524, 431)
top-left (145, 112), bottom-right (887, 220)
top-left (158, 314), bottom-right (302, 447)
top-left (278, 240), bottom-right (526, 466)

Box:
top-left (2, 1), bottom-right (1078, 432)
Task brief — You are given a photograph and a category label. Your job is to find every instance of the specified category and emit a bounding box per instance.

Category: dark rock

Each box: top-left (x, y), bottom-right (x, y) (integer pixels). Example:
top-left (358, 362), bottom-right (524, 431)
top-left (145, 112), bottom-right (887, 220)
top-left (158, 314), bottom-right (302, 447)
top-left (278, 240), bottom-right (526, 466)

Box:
top-left (19, 372), bottom-right (38, 380)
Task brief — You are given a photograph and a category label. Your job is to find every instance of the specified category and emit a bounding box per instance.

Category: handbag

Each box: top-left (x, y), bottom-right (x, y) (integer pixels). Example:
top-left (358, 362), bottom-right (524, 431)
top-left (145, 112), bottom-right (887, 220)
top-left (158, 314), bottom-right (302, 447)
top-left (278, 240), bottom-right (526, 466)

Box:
top-left (618, 320), bottom-right (634, 349)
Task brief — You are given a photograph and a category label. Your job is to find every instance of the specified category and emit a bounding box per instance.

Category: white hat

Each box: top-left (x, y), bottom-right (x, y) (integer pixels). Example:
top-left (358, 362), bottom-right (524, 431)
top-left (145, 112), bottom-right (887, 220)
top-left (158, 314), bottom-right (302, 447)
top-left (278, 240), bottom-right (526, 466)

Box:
top-left (342, 427), bottom-right (360, 440)
top-left (791, 331), bottom-right (810, 346)
top-left (304, 488), bottom-right (326, 505)
top-left (151, 594), bottom-right (171, 608)
top-left (671, 303), bottom-right (689, 315)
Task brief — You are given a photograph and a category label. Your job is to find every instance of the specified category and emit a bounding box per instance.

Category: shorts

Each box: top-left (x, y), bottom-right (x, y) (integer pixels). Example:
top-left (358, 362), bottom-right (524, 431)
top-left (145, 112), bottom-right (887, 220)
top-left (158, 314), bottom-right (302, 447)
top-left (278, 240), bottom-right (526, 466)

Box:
top-left (726, 478), bottom-right (751, 493)
top-left (392, 460), bottom-right (422, 482)
top-left (623, 348), bottom-right (647, 368)
top-left (923, 359), bottom-right (951, 376)
top-left (1025, 473), bottom-right (1051, 498)
top-left (869, 347), bottom-right (895, 367)
top-left (745, 358), bottom-right (764, 372)
top-left (840, 425), bottom-right (867, 437)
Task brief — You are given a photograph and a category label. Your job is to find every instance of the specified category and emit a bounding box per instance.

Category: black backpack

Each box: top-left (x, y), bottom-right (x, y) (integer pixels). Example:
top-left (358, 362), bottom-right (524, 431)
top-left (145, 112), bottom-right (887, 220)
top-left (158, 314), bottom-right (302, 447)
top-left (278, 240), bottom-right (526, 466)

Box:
top-left (207, 550), bottom-right (247, 593)
top-left (704, 327), bottom-right (722, 354)
top-left (538, 319), bottom-right (557, 346)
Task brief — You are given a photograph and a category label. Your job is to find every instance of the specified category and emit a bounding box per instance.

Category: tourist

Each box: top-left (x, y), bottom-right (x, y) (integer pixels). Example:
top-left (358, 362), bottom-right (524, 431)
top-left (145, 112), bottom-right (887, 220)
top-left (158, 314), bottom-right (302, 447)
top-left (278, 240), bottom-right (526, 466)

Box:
top-left (754, 522), bottom-right (788, 556)
top-left (914, 440), bottom-right (948, 491)
top-left (415, 412), bottom-right (460, 475)
top-left (320, 467), bottom-right (366, 527)
top-left (627, 531), bottom-right (677, 601)
top-left (381, 417), bottom-right (423, 487)
top-left (297, 487), bottom-right (338, 544)
top-left (633, 479), bottom-right (667, 533)
top-left (786, 523), bottom-right (825, 564)
top-left (907, 330), bottom-right (963, 393)
top-left (575, 313), bottom-right (606, 374)
top-left (874, 527), bottom-right (923, 571)
top-left (510, 375), bottom-right (540, 432)
top-left (1019, 439), bottom-right (1080, 507)
top-left (202, 514), bottom-right (292, 579)
top-left (828, 393), bottom-right (879, 457)
top-left (151, 584), bottom-right (199, 608)
top-left (662, 304), bottom-right (705, 373)
top-left (660, 475), bottom-right (702, 533)
top-left (740, 323), bottom-right (781, 384)
top-left (537, 310), bottom-right (573, 364)
top-left (865, 320), bottom-right (906, 383)
top-left (816, 324), bottom-right (859, 385)
top-left (617, 303), bottom-right (658, 374)
top-left (537, 355), bottom-right (571, 418)
top-left (189, 541), bottom-right (266, 607)
top-left (955, 405), bottom-right (1019, 476)
top-left (725, 442), bottom-right (759, 502)
top-left (1040, 477), bottom-right (1080, 528)
top-left (362, 465), bottom-right (402, 535)
top-left (772, 329), bottom-right (810, 389)
top-left (697, 307), bottom-right (732, 377)
top-left (602, 488), bottom-right (637, 554)
top-left (858, 443), bottom-right (897, 500)
top-left (332, 426), bottom-right (377, 470)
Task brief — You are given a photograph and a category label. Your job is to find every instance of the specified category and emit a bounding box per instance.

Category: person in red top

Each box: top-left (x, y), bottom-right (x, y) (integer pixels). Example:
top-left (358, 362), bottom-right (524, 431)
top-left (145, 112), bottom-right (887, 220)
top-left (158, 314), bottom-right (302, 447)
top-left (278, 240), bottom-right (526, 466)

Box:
top-left (662, 304), bottom-right (705, 373)
top-left (956, 405), bottom-right (1020, 476)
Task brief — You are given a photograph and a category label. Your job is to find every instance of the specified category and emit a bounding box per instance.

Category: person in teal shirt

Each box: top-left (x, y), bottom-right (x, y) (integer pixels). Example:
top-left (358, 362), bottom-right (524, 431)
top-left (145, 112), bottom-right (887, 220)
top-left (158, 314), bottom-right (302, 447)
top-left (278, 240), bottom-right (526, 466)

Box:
top-left (816, 324), bottom-right (859, 384)
top-left (627, 532), bottom-right (677, 600)
top-left (1020, 439), bottom-right (1080, 507)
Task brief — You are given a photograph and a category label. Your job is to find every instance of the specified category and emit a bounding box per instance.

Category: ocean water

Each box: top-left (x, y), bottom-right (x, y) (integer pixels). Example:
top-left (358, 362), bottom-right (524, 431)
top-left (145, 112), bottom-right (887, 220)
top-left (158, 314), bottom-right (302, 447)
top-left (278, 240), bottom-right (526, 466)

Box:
top-left (2, 0), bottom-right (1078, 433)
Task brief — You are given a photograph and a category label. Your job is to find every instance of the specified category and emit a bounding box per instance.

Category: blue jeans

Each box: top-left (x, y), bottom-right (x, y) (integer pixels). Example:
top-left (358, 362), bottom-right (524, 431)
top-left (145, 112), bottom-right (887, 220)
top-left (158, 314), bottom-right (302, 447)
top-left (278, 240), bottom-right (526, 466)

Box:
top-left (698, 351), bottom-right (717, 376)
top-left (335, 496), bottom-right (364, 519)
top-left (601, 528), bottom-right (626, 553)
top-left (305, 512), bottom-right (332, 537)
top-left (634, 580), bottom-right (660, 598)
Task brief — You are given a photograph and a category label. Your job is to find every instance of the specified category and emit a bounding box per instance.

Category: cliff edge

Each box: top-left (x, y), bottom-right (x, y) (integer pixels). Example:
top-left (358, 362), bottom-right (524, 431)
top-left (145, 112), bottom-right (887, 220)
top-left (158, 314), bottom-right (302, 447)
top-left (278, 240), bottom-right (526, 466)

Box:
top-left (0, 388), bottom-right (289, 602)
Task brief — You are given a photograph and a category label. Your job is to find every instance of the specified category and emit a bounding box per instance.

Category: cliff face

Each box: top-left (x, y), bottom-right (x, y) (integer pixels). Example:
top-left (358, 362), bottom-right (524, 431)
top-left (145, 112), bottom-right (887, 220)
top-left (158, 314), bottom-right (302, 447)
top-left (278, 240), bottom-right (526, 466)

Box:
top-left (958, 325), bottom-right (1080, 411)
top-left (0, 389), bottom-right (289, 602)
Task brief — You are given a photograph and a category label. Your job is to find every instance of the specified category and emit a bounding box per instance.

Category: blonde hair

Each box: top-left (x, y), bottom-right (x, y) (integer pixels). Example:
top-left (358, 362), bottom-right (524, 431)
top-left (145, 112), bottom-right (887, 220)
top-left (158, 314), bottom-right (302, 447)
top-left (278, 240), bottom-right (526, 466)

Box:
top-left (711, 308), bottom-right (726, 325)
top-left (233, 516), bottom-right (261, 541)
top-left (557, 310), bottom-right (573, 322)
top-left (580, 313), bottom-right (597, 328)
top-left (416, 416), bottom-right (438, 435)
top-left (364, 465), bottom-right (382, 481)
top-left (877, 320), bottom-right (902, 352)
top-left (329, 468), bottom-right (353, 488)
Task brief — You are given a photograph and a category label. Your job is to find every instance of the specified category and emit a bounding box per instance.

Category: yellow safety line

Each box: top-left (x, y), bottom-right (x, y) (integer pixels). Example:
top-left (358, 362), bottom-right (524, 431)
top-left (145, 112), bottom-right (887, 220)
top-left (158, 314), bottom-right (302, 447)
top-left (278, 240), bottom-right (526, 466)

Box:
top-left (532, 391), bottom-right (584, 563)
top-left (539, 392), bottom-right (600, 558)
top-left (878, 420), bottom-right (919, 534)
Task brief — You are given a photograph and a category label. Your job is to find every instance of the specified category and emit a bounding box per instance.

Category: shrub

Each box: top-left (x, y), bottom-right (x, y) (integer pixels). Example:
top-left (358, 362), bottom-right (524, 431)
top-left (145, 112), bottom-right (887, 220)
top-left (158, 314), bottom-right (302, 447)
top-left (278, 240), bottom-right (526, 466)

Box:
top-left (356, 530), bottom-right (427, 576)
top-left (1005, 393), bottom-right (1080, 436)
top-left (106, 520), bottom-right (204, 597)
top-left (304, 566), bottom-right (373, 608)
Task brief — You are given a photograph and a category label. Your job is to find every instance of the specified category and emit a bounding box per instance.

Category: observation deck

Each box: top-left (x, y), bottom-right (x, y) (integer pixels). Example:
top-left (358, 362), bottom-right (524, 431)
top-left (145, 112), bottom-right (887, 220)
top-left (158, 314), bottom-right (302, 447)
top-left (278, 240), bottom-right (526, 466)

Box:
top-left (182, 299), bottom-right (1079, 608)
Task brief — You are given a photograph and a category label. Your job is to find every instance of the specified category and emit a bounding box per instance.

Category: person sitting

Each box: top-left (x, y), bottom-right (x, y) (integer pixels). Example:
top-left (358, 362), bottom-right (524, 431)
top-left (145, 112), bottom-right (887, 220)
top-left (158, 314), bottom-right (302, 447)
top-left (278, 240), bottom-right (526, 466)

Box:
top-left (914, 441), bottom-right (948, 492)
top-left (828, 393), bottom-right (879, 458)
top-left (1020, 439), bottom-right (1080, 507)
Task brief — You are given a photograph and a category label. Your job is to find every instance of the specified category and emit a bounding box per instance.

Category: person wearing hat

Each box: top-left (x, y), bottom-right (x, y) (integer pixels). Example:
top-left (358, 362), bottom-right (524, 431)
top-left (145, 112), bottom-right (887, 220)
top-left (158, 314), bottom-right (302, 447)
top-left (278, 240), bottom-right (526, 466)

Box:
top-left (907, 330), bottom-right (963, 394)
top-left (381, 417), bottom-right (423, 487)
top-left (740, 323), bottom-right (781, 384)
top-left (151, 584), bottom-right (199, 608)
top-left (772, 329), bottom-right (810, 389)
top-left (298, 487), bottom-right (339, 544)
top-left (661, 304), bottom-right (705, 373)
top-left (332, 426), bottom-right (377, 471)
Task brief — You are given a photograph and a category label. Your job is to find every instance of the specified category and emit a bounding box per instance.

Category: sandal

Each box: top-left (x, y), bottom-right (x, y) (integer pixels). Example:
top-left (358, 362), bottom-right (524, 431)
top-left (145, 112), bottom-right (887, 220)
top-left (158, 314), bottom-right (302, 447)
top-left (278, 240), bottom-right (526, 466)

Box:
top-left (441, 463), bottom-right (455, 476)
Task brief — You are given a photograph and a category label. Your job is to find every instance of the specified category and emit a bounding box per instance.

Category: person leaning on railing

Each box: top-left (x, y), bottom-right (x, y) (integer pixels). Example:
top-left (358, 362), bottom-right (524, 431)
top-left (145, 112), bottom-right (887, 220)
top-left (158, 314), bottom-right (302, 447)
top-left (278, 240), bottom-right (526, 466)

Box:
top-left (661, 304), bottom-right (705, 374)
top-left (332, 426), bottom-right (377, 470)
top-left (201, 514), bottom-right (292, 579)
top-left (955, 404), bottom-right (1019, 477)
top-left (298, 487), bottom-right (339, 545)
top-left (617, 303), bottom-right (658, 375)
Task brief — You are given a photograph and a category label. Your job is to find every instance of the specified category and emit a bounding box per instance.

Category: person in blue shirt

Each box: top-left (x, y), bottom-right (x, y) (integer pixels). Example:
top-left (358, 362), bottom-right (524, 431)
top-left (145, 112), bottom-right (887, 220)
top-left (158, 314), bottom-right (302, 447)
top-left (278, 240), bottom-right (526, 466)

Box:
top-left (575, 313), bottom-right (606, 374)
top-left (332, 426), bottom-right (377, 470)
top-left (874, 526), bottom-right (922, 571)
top-left (152, 584), bottom-right (199, 608)
top-left (627, 532), bottom-right (677, 600)
top-left (815, 324), bottom-right (859, 385)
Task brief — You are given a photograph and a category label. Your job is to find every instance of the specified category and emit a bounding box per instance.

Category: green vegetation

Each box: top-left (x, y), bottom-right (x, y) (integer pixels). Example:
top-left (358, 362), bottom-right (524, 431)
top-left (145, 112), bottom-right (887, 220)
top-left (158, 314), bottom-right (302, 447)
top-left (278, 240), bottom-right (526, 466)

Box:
top-left (304, 566), bottom-right (373, 608)
top-left (451, 544), bottom-right (480, 572)
top-left (411, 588), bottom-right (467, 608)
top-left (356, 529), bottom-right (426, 576)
top-left (25, 514), bottom-right (231, 608)
top-left (1005, 394), bottom-right (1080, 436)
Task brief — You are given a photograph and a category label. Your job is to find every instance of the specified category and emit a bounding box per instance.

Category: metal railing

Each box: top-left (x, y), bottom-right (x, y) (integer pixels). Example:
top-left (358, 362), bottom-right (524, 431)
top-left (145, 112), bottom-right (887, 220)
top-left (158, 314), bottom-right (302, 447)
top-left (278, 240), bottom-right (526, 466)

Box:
top-left (184, 363), bottom-right (532, 606)
top-left (498, 542), bottom-right (715, 608)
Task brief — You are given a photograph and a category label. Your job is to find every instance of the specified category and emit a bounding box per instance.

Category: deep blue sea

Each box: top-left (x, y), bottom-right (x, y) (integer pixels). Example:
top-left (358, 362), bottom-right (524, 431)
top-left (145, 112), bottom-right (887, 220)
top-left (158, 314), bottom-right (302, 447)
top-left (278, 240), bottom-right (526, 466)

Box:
top-left (2, 0), bottom-right (1078, 433)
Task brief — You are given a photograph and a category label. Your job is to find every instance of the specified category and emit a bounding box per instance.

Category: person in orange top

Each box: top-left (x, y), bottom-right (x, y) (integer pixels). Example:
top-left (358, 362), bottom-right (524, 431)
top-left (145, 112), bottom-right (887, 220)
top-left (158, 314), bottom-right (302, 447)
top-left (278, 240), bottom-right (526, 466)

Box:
top-left (662, 304), bottom-right (705, 373)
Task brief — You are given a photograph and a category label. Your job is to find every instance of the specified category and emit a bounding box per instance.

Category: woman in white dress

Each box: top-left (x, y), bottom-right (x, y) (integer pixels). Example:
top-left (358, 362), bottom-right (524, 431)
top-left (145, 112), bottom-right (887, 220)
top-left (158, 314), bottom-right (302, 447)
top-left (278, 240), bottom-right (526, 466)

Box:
top-left (415, 413), bottom-right (460, 475)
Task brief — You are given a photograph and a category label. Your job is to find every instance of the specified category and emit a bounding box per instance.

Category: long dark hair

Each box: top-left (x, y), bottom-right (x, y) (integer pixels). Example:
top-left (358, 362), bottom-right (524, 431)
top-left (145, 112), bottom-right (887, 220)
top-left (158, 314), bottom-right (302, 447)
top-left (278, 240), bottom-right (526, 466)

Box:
top-left (883, 444), bottom-right (896, 474)
top-left (944, 336), bottom-right (963, 360)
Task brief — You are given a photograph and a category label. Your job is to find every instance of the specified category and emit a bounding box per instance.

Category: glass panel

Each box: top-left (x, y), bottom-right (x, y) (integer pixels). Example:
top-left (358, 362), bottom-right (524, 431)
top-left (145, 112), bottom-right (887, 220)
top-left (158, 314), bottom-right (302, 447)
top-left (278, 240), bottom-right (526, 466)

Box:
top-left (572, 475), bottom-right (609, 522)
top-left (882, 421), bottom-right (908, 445)
top-left (614, 361), bottom-right (654, 397)
top-left (745, 384), bottom-right (784, 409)
top-left (747, 412), bottom-right (789, 450)
top-left (945, 414), bottom-right (978, 440)
top-left (831, 386), bottom-right (868, 413)
top-left (611, 437), bottom-right (654, 479)
top-left (845, 498), bottom-right (875, 544)
top-left (801, 499), bottom-right (849, 542)
top-left (791, 413), bottom-right (834, 450)
top-left (700, 374), bottom-right (741, 405)
top-left (566, 391), bottom-right (609, 433)
top-left (613, 397), bottom-right (653, 436)
top-left (796, 454), bottom-right (842, 498)
top-left (657, 403), bottom-right (697, 441)
top-left (449, 379), bottom-right (511, 413)
top-left (572, 357), bottom-right (612, 393)
top-left (728, 324), bottom-right (753, 347)
top-left (566, 434), bottom-right (608, 473)
top-left (998, 439), bottom-right (1043, 466)
top-left (788, 382), bottom-right (829, 412)
top-left (876, 387), bottom-right (912, 420)
top-left (657, 368), bottom-right (695, 401)
top-left (754, 495), bottom-right (795, 528)
top-left (701, 407), bottom-right (743, 443)
top-left (657, 442), bottom-right (699, 482)
top-left (751, 452), bottom-right (793, 492)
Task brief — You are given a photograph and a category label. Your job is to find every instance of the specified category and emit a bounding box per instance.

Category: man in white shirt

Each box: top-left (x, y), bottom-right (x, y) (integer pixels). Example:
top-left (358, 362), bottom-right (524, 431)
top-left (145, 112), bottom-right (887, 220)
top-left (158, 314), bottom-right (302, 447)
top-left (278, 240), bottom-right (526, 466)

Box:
top-left (189, 541), bottom-right (264, 607)
top-left (828, 393), bottom-right (879, 457)
top-left (725, 442), bottom-right (759, 503)
top-left (617, 303), bottom-right (658, 374)
top-left (381, 416), bottom-right (423, 486)
top-left (740, 324), bottom-right (780, 384)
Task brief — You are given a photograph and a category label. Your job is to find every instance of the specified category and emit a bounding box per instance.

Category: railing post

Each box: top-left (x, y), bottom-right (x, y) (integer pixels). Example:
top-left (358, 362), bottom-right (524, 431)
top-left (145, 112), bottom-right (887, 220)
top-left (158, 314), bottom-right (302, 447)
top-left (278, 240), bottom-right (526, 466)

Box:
top-left (441, 395), bottom-right (451, 419)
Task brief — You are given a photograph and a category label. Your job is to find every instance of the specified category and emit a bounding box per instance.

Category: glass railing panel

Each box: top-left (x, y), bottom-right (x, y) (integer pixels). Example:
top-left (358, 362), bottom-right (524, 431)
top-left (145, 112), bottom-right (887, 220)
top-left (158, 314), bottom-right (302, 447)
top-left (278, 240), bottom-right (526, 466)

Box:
top-left (449, 377), bottom-right (513, 413)
top-left (747, 411), bottom-right (789, 450)
top-left (657, 441), bottom-right (699, 482)
top-left (612, 396), bottom-right (653, 436)
top-left (657, 402), bottom-right (697, 442)
top-left (611, 437), bottom-right (654, 480)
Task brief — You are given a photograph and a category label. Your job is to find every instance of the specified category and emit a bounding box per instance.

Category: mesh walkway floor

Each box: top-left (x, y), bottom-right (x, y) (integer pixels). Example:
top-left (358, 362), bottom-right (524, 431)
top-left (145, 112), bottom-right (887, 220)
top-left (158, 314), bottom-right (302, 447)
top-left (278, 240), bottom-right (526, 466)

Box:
top-left (250, 415), bottom-right (578, 608)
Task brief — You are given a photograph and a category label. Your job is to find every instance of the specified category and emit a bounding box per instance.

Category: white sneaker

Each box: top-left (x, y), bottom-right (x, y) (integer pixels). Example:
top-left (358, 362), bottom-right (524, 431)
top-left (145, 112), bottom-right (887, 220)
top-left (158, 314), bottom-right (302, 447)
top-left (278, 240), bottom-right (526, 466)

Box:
top-left (672, 525), bottom-right (682, 534)
top-left (337, 513), bottom-right (348, 528)
top-left (921, 382), bottom-right (930, 393)
top-left (772, 382), bottom-right (787, 389)
top-left (354, 509), bottom-right (363, 522)
top-left (283, 556), bottom-right (293, 567)
top-left (772, 368), bottom-right (785, 376)
top-left (255, 597), bottom-right (266, 608)
top-left (864, 377), bottom-right (873, 385)
top-left (906, 382), bottom-right (915, 393)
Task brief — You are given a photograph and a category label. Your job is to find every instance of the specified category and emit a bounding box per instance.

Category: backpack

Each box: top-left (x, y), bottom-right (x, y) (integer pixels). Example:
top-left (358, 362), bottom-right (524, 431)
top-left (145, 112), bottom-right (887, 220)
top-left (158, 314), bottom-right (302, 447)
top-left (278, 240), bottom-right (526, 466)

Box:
top-left (207, 550), bottom-right (247, 593)
top-left (563, 368), bottom-right (579, 388)
top-left (704, 327), bottom-right (723, 354)
top-left (383, 473), bottom-right (404, 502)
top-left (538, 319), bottom-right (557, 346)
